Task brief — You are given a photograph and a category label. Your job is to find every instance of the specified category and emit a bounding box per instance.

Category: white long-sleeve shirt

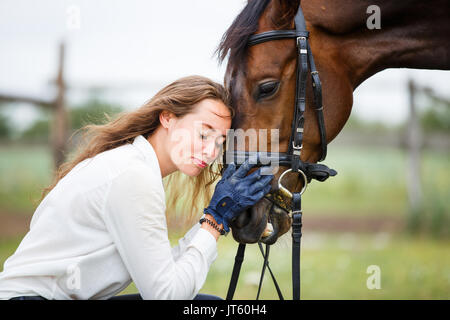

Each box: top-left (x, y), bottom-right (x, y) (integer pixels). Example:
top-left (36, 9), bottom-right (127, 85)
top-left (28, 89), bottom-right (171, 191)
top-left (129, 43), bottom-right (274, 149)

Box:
top-left (0, 135), bottom-right (217, 300)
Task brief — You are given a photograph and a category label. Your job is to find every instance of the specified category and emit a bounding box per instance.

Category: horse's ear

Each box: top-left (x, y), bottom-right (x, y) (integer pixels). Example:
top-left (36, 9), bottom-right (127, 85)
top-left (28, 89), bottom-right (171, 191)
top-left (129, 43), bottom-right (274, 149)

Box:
top-left (268, 0), bottom-right (300, 29)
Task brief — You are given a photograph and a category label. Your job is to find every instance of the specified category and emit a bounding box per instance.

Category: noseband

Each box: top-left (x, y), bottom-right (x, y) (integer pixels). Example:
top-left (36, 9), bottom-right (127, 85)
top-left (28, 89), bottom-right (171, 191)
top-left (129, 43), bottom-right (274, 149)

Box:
top-left (225, 3), bottom-right (337, 300)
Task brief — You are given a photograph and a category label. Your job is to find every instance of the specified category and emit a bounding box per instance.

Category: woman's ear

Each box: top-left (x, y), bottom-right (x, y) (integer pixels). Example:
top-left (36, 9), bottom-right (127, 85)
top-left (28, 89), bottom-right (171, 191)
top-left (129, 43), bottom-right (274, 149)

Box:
top-left (159, 111), bottom-right (175, 129)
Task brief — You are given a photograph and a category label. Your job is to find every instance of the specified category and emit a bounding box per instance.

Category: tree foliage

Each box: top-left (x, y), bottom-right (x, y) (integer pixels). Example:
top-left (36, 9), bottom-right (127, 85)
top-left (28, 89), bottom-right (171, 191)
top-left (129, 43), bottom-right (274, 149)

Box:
top-left (420, 103), bottom-right (450, 132)
top-left (70, 98), bottom-right (123, 129)
top-left (19, 98), bottom-right (124, 141)
top-left (0, 111), bottom-right (11, 139)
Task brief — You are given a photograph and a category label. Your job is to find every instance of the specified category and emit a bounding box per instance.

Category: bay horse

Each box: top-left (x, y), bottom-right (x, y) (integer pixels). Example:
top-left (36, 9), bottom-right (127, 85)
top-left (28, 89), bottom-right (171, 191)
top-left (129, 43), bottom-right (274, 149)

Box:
top-left (217, 0), bottom-right (450, 245)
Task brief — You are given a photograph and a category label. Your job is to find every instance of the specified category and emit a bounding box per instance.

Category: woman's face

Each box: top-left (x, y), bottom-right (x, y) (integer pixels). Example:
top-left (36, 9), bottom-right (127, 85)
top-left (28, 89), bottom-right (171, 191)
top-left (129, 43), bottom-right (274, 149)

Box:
top-left (165, 99), bottom-right (231, 177)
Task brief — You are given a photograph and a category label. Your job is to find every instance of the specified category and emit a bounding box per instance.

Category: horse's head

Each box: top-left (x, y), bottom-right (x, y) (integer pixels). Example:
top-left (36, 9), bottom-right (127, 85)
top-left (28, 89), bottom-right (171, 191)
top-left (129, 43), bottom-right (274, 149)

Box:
top-left (218, 0), bottom-right (354, 244)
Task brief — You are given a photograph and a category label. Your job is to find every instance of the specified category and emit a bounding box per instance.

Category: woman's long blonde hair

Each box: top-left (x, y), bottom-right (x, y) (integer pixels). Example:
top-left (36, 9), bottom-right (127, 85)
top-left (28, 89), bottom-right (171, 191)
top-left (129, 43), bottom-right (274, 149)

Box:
top-left (42, 75), bottom-right (232, 227)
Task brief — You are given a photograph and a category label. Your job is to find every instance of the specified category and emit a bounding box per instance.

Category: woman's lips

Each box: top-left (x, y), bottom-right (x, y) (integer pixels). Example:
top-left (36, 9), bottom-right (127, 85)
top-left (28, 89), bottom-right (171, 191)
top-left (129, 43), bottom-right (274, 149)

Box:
top-left (192, 157), bottom-right (207, 168)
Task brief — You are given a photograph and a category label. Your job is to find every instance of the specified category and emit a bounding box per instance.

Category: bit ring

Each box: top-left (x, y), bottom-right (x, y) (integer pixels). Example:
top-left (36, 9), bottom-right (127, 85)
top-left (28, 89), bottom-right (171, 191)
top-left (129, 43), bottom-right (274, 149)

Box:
top-left (278, 169), bottom-right (308, 198)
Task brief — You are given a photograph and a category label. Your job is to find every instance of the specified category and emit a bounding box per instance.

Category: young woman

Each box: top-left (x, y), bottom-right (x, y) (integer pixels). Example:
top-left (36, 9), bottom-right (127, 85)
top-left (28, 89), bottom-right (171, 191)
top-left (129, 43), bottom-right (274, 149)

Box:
top-left (0, 75), bottom-right (273, 300)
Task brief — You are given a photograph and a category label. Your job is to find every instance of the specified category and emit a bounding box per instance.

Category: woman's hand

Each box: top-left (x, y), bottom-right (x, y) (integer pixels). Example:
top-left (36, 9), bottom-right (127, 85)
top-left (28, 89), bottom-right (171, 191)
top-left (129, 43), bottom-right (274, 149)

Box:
top-left (204, 160), bottom-right (273, 233)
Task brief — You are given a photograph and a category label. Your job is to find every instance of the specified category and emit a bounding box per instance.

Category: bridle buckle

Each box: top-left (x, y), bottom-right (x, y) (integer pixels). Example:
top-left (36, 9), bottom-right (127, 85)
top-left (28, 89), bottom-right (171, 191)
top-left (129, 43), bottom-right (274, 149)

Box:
top-left (296, 36), bottom-right (307, 45)
top-left (292, 142), bottom-right (302, 156)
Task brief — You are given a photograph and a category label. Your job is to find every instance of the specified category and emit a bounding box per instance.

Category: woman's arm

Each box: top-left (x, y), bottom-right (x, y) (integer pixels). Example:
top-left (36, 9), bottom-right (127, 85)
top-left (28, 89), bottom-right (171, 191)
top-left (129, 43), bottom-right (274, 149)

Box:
top-left (103, 166), bottom-right (217, 300)
top-left (170, 214), bottom-right (221, 261)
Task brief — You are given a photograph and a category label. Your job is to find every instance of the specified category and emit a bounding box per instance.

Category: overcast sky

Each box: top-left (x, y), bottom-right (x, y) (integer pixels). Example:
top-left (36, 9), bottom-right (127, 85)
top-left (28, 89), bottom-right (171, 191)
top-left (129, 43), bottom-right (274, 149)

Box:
top-left (1, 0), bottom-right (449, 130)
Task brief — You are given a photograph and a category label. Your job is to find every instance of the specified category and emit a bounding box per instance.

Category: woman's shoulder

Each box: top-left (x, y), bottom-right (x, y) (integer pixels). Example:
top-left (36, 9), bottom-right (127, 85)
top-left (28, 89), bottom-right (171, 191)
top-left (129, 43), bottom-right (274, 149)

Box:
top-left (100, 146), bottom-right (162, 187)
top-left (64, 143), bottom-right (162, 194)
top-left (112, 161), bottom-right (161, 187)
top-left (97, 139), bottom-right (161, 178)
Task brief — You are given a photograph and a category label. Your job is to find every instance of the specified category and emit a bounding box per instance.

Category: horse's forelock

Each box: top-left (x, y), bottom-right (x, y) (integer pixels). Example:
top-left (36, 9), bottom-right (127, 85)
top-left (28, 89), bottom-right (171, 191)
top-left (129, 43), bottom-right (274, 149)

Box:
top-left (216, 0), bottom-right (271, 68)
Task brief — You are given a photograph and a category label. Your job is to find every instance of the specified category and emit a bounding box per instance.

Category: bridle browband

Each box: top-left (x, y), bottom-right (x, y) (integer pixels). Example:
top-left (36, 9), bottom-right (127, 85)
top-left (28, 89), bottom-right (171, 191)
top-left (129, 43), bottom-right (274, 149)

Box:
top-left (224, 3), bottom-right (337, 300)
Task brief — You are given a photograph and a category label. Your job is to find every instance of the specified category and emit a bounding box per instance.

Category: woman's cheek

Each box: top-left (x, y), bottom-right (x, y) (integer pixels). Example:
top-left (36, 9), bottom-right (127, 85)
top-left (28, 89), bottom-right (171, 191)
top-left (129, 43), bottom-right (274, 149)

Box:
top-left (192, 137), bottom-right (205, 158)
top-left (169, 128), bottom-right (192, 165)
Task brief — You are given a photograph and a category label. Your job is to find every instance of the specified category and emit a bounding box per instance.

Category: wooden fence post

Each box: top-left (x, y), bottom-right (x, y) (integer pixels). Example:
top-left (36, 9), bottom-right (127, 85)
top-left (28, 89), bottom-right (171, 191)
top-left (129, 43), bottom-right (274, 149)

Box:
top-left (406, 79), bottom-right (423, 232)
top-left (52, 42), bottom-right (68, 170)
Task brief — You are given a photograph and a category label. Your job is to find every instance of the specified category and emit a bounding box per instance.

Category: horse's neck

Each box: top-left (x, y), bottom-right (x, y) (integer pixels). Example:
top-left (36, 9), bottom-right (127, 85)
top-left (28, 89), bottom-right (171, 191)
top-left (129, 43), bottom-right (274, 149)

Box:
top-left (304, 0), bottom-right (450, 89)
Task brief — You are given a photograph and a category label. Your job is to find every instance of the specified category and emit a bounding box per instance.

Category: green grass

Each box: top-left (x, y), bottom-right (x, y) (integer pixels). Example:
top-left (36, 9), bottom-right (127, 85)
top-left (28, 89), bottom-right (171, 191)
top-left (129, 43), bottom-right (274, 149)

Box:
top-left (0, 144), bottom-right (53, 213)
top-left (0, 143), bottom-right (448, 221)
top-left (305, 145), bottom-right (407, 215)
top-left (6, 231), bottom-right (441, 299)
top-left (201, 232), bottom-right (450, 299)
top-left (305, 144), bottom-right (450, 218)
top-left (0, 236), bottom-right (22, 266)
top-left (0, 143), bottom-right (448, 299)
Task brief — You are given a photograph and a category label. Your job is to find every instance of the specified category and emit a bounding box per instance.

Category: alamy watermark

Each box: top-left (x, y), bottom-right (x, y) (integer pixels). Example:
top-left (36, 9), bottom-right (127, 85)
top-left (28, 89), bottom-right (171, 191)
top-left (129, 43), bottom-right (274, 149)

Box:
top-left (168, 121), bottom-right (283, 174)
top-left (366, 265), bottom-right (381, 290)
top-left (49, 263), bottom-right (81, 298)
top-left (366, 5), bottom-right (381, 30)
top-left (66, 5), bottom-right (81, 30)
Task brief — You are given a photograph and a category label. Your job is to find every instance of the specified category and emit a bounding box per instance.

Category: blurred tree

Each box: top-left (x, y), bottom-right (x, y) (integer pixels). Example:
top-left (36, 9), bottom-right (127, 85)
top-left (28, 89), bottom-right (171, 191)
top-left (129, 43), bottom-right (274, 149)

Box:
top-left (0, 111), bottom-right (11, 139)
top-left (21, 118), bottom-right (50, 142)
top-left (420, 103), bottom-right (450, 132)
top-left (70, 97), bottom-right (123, 129)
top-left (345, 113), bottom-right (400, 133)
top-left (20, 98), bottom-right (124, 141)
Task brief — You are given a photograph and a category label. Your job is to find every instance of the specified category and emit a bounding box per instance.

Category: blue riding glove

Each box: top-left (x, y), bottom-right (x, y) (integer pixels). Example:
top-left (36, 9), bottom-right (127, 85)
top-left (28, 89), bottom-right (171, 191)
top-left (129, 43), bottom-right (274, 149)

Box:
top-left (204, 160), bottom-right (274, 233)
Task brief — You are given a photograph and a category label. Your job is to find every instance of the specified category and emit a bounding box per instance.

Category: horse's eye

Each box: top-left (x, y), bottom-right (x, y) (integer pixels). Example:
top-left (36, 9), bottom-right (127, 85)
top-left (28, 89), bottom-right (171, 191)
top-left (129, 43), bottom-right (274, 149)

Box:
top-left (256, 81), bottom-right (280, 101)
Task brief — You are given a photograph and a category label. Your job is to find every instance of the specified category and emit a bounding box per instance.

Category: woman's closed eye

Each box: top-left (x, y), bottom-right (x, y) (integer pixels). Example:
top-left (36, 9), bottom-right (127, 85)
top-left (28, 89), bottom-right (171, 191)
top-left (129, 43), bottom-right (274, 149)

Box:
top-left (200, 131), bottom-right (224, 145)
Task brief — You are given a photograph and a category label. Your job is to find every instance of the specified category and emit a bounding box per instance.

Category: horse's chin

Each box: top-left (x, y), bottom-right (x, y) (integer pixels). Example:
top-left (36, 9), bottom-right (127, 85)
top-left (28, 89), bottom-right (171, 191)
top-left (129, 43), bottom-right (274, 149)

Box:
top-left (230, 198), bottom-right (291, 244)
top-left (229, 206), bottom-right (267, 244)
top-left (261, 204), bottom-right (292, 245)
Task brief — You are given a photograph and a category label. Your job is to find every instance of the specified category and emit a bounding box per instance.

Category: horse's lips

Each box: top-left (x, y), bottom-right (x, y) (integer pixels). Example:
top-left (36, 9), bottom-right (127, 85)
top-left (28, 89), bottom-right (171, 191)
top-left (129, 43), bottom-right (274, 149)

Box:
top-left (261, 222), bottom-right (274, 238)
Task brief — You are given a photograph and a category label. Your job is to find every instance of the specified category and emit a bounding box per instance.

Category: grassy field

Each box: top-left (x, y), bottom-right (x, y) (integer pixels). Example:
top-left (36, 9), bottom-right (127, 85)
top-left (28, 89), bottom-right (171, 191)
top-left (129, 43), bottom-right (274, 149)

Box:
top-left (0, 144), bottom-right (53, 214)
top-left (204, 232), bottom-right (450, 299)
top-left (114, 231), bottom-right (449, 299)
top-left (2, 231), bottom-right (446, 299)
top-left (0, 143), bottom-right (449, 220)
top-left (0, 143), bottom-right (449, 299)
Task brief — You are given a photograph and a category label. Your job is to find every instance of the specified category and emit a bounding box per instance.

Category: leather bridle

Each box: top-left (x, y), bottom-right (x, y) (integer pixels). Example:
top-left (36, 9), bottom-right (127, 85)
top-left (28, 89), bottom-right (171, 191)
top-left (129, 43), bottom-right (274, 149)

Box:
top-left (224, 3), bottom-right (337, 300)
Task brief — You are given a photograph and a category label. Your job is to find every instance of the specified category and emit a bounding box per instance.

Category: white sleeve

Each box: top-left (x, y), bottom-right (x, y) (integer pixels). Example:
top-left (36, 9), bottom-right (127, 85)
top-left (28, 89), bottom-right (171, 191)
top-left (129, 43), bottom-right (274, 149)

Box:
top-left (171, 223), bottom-right (203, 261)
top-left (103, 167), bottom-right (217, 300)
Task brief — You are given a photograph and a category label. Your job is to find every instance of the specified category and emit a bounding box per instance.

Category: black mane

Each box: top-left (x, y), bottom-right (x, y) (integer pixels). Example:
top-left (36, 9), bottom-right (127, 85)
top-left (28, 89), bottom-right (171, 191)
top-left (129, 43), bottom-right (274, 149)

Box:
top-left (216, 0), bottom-right (271, 67)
